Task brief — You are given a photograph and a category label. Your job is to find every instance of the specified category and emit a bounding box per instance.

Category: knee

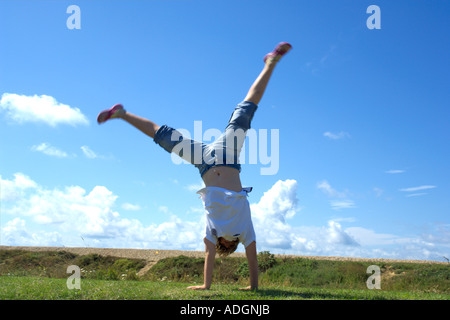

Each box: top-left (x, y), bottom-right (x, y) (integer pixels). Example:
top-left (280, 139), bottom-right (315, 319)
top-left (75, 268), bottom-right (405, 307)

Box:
top-left (153, 125), bottom-right (183, 153)
top-left (227, 102), bottom-right (258, 130)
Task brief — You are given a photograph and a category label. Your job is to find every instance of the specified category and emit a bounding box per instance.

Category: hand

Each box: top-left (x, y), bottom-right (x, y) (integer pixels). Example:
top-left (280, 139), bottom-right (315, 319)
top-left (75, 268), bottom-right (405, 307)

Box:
top-left (239, 286), bottom-right (258, 291)
top-left (186, 284), bottom-right (209, 290)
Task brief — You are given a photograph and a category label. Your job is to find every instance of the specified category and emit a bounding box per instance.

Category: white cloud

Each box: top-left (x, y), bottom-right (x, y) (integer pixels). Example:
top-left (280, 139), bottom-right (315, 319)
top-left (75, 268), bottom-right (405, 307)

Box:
top-left (31, 142), bottom-right (68, 158)
top-left (320, 45), bottom-right (337, 65)
top-left (398, 185), bottom-right (437, 198)
top-left (406, 193), bottom-right (428, 197)
top-left (303, 45), bottom-right (337, 76)
top-left (327, 220), bottom-right (359, 246)
top-left (252, 179), bottom-right (299, 220)
top-left (323, 131), bottom-right (350, 140)
top-left (330, 200), bottom-right (356, 210)
top-left (158, 206), bottom-right (170, 213)
top-left (385, 169), bottom-right (405, 174)
top-left (0, 93), bottom-right (89, 127)
top-left (1, 173), bottom-right (447, 261)
top-left (346, 227), bottom-right (406, 246)
top-left (333, 217), bottom-right (357, 223)
top-left (251, 180), bottom-right (359, 252)
top-left (317, 180), bottom-right (355, 210)
top-left (317, 180), bottom-right (346, 198)
top-left (185, 180), bottom-right (205, 192)
top-left (0, 172), bottom-right (205, 250)
top-left (400, 185), bottom-right (436, 192)
top-left (1, 218), bottom-right (63, 247)
top-left (251, 179), bottom-right (300, 249)
top-left (0, 173), bottom-right (37, 202)
top-left (122, 203), bottom-right (141, 211)
top-left (81, 145), bottom-right (98, 159)
top-left (80, 146), bottom-right (112, 160)
top-left (373, 187), bottom-right (384, 197)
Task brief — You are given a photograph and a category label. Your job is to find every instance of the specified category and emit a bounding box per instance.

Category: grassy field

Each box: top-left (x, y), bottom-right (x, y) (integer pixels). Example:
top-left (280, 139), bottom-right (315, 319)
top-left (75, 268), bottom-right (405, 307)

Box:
top-left (0, 276), bottom-right (449, 300)
top-left (0, 249), bottom-right (448, 300)
top-left (0, 275), bottom-right (448, 300)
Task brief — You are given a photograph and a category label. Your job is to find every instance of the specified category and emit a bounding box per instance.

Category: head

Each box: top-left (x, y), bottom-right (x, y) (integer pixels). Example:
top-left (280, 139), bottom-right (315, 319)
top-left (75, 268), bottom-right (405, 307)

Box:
top-left (215, 237), bottom-right (239, 257)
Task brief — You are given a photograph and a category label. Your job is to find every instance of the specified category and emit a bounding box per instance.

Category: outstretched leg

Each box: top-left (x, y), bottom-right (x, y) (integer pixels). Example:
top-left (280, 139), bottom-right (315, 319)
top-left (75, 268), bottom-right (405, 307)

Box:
top-left (244, 63), bottom-right (276, 105)
top-left (119, 112), bottom-right (160, 139)
top-left (244, 42), bottom-right (292, 105)
top-left (98, 104), bottom-right (205, 170)
top-left (97, 42), bottom-right (292, 139)
top-left (210, 42), bottom-right (293, 167)
top-left (97, 104), bottom-right (160, 138)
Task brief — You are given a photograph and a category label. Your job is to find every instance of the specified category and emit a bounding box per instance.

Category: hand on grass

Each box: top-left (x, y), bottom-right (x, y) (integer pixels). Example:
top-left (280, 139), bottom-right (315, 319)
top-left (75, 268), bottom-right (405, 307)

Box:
top-left (239, 286), bottom-right (258, 291)
top-left (186, 285), bottom-right (209, 290)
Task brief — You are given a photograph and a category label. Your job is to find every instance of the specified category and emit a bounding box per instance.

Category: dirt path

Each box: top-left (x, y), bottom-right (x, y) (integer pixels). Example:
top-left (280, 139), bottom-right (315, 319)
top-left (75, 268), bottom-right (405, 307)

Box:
top-left (1, 245), bottom-right (447, 266)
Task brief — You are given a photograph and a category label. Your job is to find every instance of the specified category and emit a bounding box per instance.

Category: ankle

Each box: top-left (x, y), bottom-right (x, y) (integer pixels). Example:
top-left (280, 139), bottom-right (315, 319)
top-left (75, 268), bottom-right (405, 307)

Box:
top-left (113, 108), bottom-right (126, 119)
top-left (264, 59), bottom-right (277, 69)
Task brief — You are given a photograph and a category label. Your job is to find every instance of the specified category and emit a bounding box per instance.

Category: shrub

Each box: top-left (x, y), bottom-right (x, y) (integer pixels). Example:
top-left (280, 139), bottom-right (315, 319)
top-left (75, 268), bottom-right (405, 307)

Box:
top-left (148, 256), bottom-right (204, 281)
top-left (235, 261), bottom-right (249, 278)
top-left (258, 251), bottom-right (277, 272)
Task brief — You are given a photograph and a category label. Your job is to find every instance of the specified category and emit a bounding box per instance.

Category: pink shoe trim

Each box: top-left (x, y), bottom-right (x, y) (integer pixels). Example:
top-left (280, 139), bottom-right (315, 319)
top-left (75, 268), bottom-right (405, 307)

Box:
top-left (97, 103), bottom-right (124, 124)
top-left (264, 42), bottom-right (292, 62)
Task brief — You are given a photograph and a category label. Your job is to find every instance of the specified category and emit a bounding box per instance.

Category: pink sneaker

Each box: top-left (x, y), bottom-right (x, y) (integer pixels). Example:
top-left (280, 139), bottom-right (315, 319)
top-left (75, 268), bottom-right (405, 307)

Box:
top-left (263, 42), bottom-right (292, 63)
top-left (97, 104), bottom-right (124, 124)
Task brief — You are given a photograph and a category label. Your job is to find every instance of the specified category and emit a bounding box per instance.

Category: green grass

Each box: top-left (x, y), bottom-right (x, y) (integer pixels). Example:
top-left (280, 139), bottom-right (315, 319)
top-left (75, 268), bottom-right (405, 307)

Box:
top-left (0, 276), bottom-right (447, 300)
top-left (0, 249), bottom-right (449, 300)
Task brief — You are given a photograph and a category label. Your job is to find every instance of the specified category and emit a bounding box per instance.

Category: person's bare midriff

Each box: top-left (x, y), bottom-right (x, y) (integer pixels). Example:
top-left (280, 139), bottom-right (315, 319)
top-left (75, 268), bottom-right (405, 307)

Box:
top-left (202, 166), bottom-right (242, 192)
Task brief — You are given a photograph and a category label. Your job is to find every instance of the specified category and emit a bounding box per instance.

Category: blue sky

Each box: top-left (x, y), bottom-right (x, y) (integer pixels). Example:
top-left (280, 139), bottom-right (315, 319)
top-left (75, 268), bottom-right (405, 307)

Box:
top-left (1, 0), bottom-right (449, 261)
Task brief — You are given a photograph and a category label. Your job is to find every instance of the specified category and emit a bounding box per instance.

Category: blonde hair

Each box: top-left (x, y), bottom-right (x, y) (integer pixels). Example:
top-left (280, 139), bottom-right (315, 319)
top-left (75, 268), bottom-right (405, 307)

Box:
top-left (215, 239), bottom-right (239, 257)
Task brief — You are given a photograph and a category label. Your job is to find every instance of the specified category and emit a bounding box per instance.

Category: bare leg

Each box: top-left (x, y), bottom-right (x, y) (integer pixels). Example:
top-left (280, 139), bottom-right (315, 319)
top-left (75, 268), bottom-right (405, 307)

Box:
top-left (100, 43), bottom-right (290, 137)
top-left (244, 43), bottom-right (292, 105)
top-left (115, 109), bottom-right (160, 138)
top-left (244, 62), bottom-right (277, 105)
